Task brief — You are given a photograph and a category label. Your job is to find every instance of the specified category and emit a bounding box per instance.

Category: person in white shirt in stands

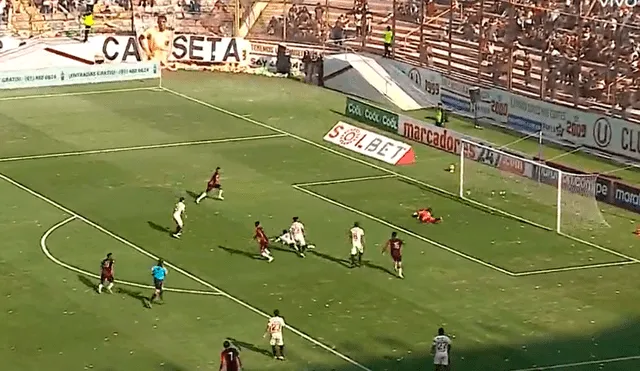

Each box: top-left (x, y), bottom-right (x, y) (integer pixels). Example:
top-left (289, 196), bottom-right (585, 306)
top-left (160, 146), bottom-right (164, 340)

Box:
top-left (264, 309), bottom-right (286, 360)
top-left (431, 327), bottom-right (452, 371)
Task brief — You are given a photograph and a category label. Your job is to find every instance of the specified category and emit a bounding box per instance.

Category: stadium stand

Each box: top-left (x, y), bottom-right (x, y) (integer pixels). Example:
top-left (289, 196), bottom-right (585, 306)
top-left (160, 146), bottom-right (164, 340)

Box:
top-left (245, 0), bottom-right (640, 121)
top-left (8, 0), bottom-right (640, 121)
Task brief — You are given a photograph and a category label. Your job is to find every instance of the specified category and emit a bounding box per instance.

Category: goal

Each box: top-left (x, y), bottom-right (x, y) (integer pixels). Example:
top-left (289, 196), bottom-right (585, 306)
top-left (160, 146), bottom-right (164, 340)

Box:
top-left (0, 61), bottom-right (162, 102)
top-left (458, 138), bottom-right (609, 238)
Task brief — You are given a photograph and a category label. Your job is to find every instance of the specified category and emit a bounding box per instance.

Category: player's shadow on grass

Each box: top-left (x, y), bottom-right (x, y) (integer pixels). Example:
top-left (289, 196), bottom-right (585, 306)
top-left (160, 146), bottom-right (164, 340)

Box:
top-left (270, 245), bottom-right (305, 256)
top-left (77, 274), bottom-right (97, 292)
top-left (148, 221), bottom-right (171, 234)
top-left (116, 287), bottom-right (151, 308)
top-left (362, 261), bottom-right (397, 278)
top-left (217, 245), bottom-right (264, 260)
top-left (186, 190), bottom-right (200, 201)
top-left (309, 250), bottom-right (352, 268)
top-left (226, 337), bottom-right (272, 358)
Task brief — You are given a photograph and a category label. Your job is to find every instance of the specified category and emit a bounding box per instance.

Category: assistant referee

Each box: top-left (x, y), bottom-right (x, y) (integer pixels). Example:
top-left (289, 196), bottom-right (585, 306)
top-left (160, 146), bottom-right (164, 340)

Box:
top-left (148, 259), bottom-right (168, 307)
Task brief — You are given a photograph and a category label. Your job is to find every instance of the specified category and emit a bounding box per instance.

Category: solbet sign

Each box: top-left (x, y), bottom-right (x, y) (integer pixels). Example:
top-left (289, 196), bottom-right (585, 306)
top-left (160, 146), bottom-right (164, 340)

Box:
top-left (345, 97), bottom-right (399, 134)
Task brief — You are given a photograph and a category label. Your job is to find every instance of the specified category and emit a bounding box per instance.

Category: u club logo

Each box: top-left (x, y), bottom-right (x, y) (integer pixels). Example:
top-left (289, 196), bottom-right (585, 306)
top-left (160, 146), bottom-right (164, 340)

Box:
top-left (593, 117), bottom-right (612, 148)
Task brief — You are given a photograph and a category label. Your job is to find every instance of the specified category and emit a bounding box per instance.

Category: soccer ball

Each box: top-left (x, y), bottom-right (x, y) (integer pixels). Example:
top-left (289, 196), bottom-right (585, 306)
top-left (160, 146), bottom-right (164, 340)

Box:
top-left (465, 190), bottom-right (471, 196)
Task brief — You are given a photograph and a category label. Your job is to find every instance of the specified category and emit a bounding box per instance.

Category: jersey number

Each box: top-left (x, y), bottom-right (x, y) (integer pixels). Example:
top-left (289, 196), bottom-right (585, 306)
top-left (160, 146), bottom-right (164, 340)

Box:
top-left (269, 323), bottom-right (281, 332)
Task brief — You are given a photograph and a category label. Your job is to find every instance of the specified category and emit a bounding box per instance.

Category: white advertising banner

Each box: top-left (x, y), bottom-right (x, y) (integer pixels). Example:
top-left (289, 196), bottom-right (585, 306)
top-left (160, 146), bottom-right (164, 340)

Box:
top-left (323, 121), bottom-right (415, 165)
top-left (101, 35), bottom-right (251, 64)
top-left (0, 61), bottom-right (160, 90)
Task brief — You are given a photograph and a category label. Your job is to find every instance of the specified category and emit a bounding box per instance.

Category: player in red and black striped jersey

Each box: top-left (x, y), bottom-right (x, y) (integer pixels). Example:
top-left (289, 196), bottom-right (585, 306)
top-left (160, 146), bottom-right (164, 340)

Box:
top-left (97, 253), bottom-right (115, 293)
top-left (220, 341), bottom-right (242, 371)
top-left (196, 167), bottom-right (223, 203)
top-left (254, 221), bottom-right (274, 262)
top-left (382, 232), bottom-right (404, 279)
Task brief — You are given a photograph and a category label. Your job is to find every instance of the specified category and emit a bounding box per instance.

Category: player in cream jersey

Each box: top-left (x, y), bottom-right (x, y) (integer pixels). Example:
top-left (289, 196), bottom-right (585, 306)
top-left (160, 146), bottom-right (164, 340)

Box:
top-left (431, 327), bottom-right (452, 370)
top-left (264, 309), bottom-right (286, 360)
top-left (349, 222), bottom-right (365, 267)
top-left (172, 197), bottom-right (186, 239)
top-left (138, 15), bottom-right (175, 70)
top-left (289, 217), bottom-right (308, 257)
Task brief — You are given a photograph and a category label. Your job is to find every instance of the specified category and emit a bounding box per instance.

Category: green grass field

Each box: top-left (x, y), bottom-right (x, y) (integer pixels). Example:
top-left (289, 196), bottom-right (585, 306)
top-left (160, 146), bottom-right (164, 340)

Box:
top-left (2, 72), bottom-right (640, 371)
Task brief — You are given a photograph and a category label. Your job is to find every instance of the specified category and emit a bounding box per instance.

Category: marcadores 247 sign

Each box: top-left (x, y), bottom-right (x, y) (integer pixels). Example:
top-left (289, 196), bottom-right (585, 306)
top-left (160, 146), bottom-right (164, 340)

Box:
top-left (323, 122), bottom-right (415, 165)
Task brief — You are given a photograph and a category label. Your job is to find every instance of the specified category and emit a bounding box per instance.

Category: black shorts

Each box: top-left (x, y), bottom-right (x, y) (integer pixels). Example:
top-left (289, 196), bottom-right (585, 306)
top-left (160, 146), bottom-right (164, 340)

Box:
top-left (154, 278), bottom-right (164, 290)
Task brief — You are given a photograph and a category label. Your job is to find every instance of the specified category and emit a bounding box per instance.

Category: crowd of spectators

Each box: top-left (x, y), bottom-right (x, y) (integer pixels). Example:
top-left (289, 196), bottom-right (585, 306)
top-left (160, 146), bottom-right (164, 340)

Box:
top-left (327, 0), bottom-right (373, 44)
top-left (267, 2), bottom-right (325, 43)
top-left (446, 0), bottom-right (640, 108)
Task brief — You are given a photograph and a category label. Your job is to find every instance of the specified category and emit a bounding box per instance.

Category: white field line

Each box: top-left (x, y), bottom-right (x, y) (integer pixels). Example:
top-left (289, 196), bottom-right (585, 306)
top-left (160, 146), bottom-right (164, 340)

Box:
top-left (0, 133), bottom-right (287, 163)
top-left (161, 87), bottom-right (640, 271)
top-left (293, 174), bottom-right (397, 187)
top-left (293, 185), bottom-right (516, 276)
top-left (41, 216), bottom-right (223, 296)
top-left (558, 231), bottom-right (640, 263)
top-left (510, 354), bottom-right (640, 370)
top-left (0, 173), bottom-right (372, 371)
top-left (513, 260), bottom-right (640, 277)
top-left (0, 86), bottom-right (160, 102)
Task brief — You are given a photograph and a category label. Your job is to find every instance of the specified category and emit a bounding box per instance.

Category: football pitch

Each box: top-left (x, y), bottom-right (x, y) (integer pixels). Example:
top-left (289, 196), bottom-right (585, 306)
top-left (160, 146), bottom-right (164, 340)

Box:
top-left (3, 72), bottom-right (640, 371)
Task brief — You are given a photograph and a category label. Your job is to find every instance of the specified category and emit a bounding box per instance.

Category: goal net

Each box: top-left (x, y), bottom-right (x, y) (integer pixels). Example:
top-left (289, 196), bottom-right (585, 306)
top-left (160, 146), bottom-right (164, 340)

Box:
top-left (0, 61), bottom-right (162, 102)
top-left (459, 138), bottom-right (609, 239)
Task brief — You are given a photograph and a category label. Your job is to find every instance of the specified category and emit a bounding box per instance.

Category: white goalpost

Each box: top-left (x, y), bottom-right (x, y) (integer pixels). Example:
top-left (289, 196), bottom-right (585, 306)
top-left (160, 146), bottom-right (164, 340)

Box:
top-left (458, 138), bottom-right (609, 239)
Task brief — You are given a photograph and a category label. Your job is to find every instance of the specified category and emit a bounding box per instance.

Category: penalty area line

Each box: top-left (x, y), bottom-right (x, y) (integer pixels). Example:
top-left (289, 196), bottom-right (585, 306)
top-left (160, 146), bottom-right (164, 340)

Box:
top-left (292, 185), bottom-right (516, 276)
top-left (509, 354), bottom-right (640, 371)
top-left (0, 133), bottom-right (287, 163)
top-left (0, 172), bottom-right (372, 371)
top-left (293, 174), bottom-right (397, 187)
top-left (513, 260), bottom-right (640, 277)
top-left (41, 216), bottom-right (223, 296)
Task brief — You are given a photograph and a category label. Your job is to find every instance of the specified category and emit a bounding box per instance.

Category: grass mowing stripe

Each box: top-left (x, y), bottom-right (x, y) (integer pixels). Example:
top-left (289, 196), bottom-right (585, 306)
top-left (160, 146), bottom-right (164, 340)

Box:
top-left (0, 133), bottom-right (287, 163)
top-left (292, 184), bottom-right (516, 276)
top-left (41, 216), bottom-right (223, 296)
top-left (0, 172), bottom-right (373, 371)
top-left (513, 260), bottom-right (639, 276)
top-left (293, 174), bottom-right (397, 187)
top-left (162, 88), bottom-right (640, 269)
top-left (0, 86), bottom-right (160, 102)
top-left (509, 354), bottom-right (640, 370)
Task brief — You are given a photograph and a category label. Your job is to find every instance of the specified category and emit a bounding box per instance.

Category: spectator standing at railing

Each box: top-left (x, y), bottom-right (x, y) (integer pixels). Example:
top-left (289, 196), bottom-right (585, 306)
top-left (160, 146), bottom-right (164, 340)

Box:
top-left (0, 0), bottom-right (5, 26)
top-left (82, 10), bottom-right (94, 42)
top-left (383, 26), bottom-right (393, 58)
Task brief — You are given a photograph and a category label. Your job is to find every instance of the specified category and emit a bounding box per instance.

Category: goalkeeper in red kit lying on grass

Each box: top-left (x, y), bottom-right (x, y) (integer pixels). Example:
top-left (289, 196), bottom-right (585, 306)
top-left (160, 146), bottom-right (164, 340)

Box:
top-left (412, 208), bottom-right (442, 224)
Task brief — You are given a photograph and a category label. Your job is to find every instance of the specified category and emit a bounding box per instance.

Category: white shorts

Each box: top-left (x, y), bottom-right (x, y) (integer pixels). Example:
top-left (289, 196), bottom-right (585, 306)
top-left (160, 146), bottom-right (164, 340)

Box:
top-left (434, 352), bottom-right (449, 365)
top-left (173, 214), bottom-right (183, 228)
top-left (293, 235), bottom-right (306, 246)
top-left (269, 333), bottom-right (284, 346)
top-left (351, 243), bottom-right (364, 255)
